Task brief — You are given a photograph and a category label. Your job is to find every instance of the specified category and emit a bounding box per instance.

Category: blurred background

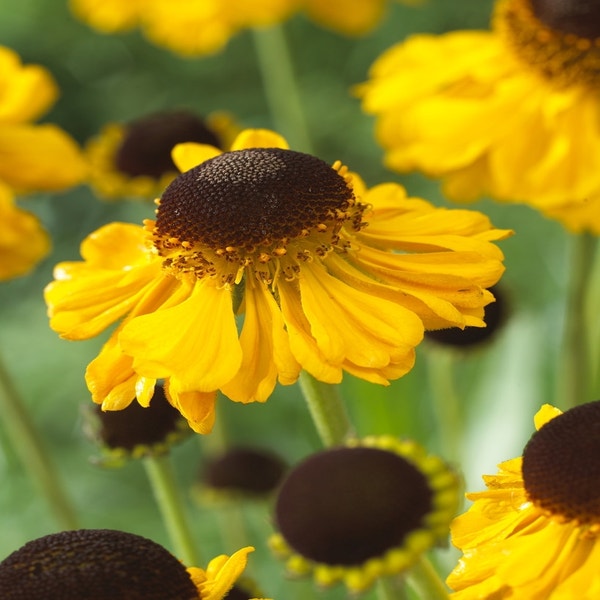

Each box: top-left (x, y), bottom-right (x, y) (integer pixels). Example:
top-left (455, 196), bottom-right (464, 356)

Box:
top-left (0, 0), bottom-right (573, 597)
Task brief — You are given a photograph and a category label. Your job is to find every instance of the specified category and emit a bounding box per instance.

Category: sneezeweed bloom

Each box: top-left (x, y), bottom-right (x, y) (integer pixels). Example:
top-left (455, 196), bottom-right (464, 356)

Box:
top-left (85, 110), bottom-right (238, 200)
top-left (0, 45), bottom-right (86, 193)
top-left (0, 183), bottom-right (50, 281)
top-left (195, 446), bottom-right (288, 503)
top-left (83, 383), bottom-right (190, 466)
top-left (45, 128), bottom-right (510, 434)
top-left (269, 435), bottom-right (460, 593)
top-left (358, 0), bottom-right (600, 233)
top-left (0, 528), bottom-right (253, 600)
top-left (448, 401), bottom-right (600, 599)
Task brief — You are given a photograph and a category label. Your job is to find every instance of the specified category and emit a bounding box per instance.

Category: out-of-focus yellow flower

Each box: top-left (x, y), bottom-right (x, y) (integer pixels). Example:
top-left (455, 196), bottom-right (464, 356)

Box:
top-left (0, 182), bottom-right (50, 281)
top-left (85, 110), bottom-right (238, 200)
top-left (448, 402), bottom-right (600, 599)
top-left (45, 128), bottom-right (509, 433)
top-left (358, 0), bottom-right (600, 233)
top-left (0, 46), bottom-right (86, 193)
top-left (70, 0), bottom-right (425, 54)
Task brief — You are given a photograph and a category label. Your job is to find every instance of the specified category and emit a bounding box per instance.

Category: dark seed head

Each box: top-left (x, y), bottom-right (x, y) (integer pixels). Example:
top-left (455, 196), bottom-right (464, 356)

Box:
top-left (530, 0), bottom-right (600, 39)
top-left (275, 446), bottom-right (433, 565)
top-left (115, 110), bottom-right (221, 178)
top-left (89, 385), bottom-right (185, 452)
top-left (0, 529), bottom-right (198, 600)
top-left (202, 446), bottom-right (287, 496)
top-left (156, 148), bottom-right (354, 250)
top-left (522, 400), bottom-right (600, 523)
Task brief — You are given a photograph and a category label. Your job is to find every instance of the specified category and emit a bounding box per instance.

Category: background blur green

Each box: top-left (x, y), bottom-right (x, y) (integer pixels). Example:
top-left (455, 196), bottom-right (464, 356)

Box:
top-left (0, 0), bottom-right (573, 597)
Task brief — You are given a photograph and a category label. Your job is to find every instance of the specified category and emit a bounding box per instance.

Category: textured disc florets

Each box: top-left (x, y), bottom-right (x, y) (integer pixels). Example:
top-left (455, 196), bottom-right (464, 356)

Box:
top-left (522, 400), bottom-right (600, 523)
top-left (0, 529), bottom-right (198, 599)
top-left (156, 148), bottom-right (355, 251)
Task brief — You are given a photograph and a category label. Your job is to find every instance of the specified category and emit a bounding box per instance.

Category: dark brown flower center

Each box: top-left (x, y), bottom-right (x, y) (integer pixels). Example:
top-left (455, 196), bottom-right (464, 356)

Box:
top-left (0, 529), bottom-right (198, 599)
top-left (496, 0), bottom-right (600, 88)
top-left (89, 385), bottom-right (185, 452)
top-left (522, 400), bottom-right (600, 523)
top-left (531, 0), bottom-right (600, 39)
top-left (202, 446), bottom-right (287, 496)
top-left (275, 447), bottom-right (433, 566)
top-left (155, 148), bottom-right (355, 251)
top-left (115, 110), bottom-right (220, 178)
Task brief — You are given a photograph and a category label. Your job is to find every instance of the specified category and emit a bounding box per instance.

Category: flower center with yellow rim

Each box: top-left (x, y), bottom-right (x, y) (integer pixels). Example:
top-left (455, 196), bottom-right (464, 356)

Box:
top-left (522, 400), bottom-right (600, 525)
top-left (150, 148), bottom-right (365, 286)
top-left (275, 446), bottom-right (434, 565)
top-left (495, 0), bottom-right (600, 88)
top-left (116, 111), bottom-right (221, 178)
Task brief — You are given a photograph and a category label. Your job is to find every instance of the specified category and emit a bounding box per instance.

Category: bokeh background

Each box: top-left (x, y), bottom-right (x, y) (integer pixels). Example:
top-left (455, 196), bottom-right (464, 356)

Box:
top-left (0, 0), bottom-right (575, 597)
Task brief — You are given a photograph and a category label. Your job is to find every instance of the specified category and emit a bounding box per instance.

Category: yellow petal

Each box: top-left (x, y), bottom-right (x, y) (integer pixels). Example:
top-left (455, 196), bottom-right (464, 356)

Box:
top-left (534, 404), bottom-right (562, 430)
top-left (0, 123), bottom-right (87, 192)
top-left (278, 280), bottom-right (343, 383)
top-left (0, 46), bottom-right (58, 124)
top-left (230, 129), bottom-right (289, 151)
top-left (221, 278), bottom-right (300, 403)
top-left (0, 182), bottom-right (50, 280)
top-left (85, 330), bottom-right (156, 410)
top-left (203, 547), bottom-right (254, 600)
top-left (298, 261), bottom-right (423, 369)
top-left (171, 142), bottom-right (222, 173)
top-left (164, 380), bottom-right (217, 434)
top-left (120, 279), bottom-right (242, 392)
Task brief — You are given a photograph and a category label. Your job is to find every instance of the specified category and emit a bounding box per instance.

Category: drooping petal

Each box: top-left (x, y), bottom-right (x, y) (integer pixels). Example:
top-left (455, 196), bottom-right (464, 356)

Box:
top-left (221, 277), bottom-right (300, 403)
top-left (120, 279), bottom-right (242, 392)
top-left (164, 379), bottom-right (217, 434)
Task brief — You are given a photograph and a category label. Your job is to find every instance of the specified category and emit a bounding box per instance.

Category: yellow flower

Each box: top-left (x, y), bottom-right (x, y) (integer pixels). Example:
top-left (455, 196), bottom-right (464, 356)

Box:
top-left (45, 129), bottom-right (509, 433)
top-left (0, 46), bottom-right (86, 193)
top-left (358, 0), bottom-right (600, 233)
top-left (0, 182), bottom-right (50, 281)
top-left (0, 528), bottom-right (252, 600)
top-left (85, 110), bottom-right (238, 200)
top-left (447, 401), bottom-right (600, 599)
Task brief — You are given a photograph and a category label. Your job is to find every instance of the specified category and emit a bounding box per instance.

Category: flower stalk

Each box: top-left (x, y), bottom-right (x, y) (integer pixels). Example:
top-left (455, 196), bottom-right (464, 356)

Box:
top-left (560, 232), bottom-right (599, 409)
top-left (252, 24), bottom-right (314, 154)
top-left (143, 454), bottom-right (201, 566)
top-left (405, 556), bottom-right (451, 600)
top-left (0, 354), bottom-right (78, 529)
top-left (298, 371), bottom-right (353, 447)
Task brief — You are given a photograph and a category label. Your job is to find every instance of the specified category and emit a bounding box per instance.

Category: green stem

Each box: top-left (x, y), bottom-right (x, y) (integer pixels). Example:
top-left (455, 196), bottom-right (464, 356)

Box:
top-left (405, 556), bottom-right (450, 600)
top-left (427, 350), bottom-right (462, 462)
top-left (143, 454), bottom-right (201, 565)
top-left (0, 355), bottom-right (79, 529)
top-left (560, 233), bottom-right (598, 409)
top-left (298, 371), bottom-right (353, 447)
top-left (252, 24), bottom-right (314, 154)
top-left (377, 575), bottom-right (409, 600)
